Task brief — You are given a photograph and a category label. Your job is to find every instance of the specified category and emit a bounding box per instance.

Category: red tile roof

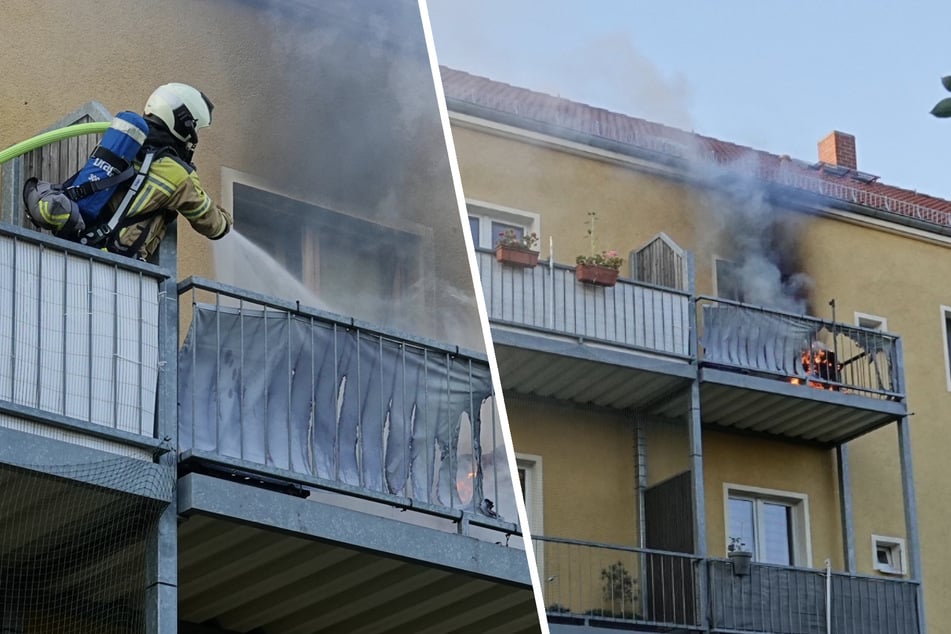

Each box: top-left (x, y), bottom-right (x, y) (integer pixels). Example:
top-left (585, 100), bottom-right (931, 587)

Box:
top-left (441, 67), bottom-right (951, 229)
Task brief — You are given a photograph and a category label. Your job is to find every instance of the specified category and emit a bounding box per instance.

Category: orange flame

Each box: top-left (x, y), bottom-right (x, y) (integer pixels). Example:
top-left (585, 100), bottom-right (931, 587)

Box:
top-left (790, 346), bottom-right (838, 390)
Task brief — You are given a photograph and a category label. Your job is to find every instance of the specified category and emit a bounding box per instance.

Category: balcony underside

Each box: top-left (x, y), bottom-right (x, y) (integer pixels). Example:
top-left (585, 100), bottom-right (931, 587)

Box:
top-left (177, 472), bottom-right (538, 634)
top-left (0, 450), bottom-right (171, 632)
top-left (490, 328), bottom-right (694, 410)
top-left (650, 367), bottom-right (907, 446)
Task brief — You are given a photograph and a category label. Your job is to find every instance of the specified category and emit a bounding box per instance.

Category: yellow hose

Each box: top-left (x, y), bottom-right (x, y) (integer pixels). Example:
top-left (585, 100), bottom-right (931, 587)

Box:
top-left (0, 122), bottom-right (110, 165)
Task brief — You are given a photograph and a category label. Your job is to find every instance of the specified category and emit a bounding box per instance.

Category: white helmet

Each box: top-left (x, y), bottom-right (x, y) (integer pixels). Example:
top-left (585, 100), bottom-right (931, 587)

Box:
top-left (144, 82), bottom-right (213, 144)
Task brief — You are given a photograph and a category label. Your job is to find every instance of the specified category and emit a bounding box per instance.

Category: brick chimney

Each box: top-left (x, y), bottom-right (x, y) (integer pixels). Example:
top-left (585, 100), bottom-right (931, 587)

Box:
top-left (818, 131), bottom-right (856, 170)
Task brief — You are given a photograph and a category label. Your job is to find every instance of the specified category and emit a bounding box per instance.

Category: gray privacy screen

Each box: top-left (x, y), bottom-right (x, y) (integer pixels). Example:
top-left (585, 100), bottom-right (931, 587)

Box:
top-left (178, 304), bottom-right (495, 512)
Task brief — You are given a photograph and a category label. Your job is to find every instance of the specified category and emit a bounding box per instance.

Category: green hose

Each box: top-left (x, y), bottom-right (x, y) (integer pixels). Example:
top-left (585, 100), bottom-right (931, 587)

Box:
top-left (0, 122), bottom-right (110, 166)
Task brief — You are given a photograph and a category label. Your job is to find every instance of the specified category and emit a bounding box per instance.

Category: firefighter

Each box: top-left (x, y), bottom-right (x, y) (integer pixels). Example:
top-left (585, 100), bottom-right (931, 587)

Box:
top-left (24, 82), bottom-right (232, 261)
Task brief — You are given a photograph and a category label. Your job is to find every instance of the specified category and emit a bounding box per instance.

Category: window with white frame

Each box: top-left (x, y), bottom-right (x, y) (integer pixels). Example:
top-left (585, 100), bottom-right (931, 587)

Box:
top-left (725, 484), bottom-right (811, 566)
top-left (517, 454), bottom-right (544, 580)
top-left (855, 312), bottom-right (887, 332)
top-left (941, 306), bottom-right (951, 391)
top-left (715, 258), bottom-right (745, 303)
top-left (871, 535), bottom-right (906, 575)
top-left (467, 201), bottom-right (540, 250)
top-left (516, 454), bottom-right (543, 536)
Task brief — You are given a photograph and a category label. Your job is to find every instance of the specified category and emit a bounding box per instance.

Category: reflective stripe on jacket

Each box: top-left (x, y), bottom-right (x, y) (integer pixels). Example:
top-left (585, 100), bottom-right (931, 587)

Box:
top-left (106, 153), bottom-right (232, 260)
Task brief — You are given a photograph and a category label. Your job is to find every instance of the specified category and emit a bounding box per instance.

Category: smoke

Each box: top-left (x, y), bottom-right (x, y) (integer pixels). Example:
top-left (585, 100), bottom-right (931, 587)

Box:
top-left (204, 0), bottom-right (484, 349)
top-left (685, 147), bottom-right (813, 314)
top-left (554, 33), bottom-right (693, 131)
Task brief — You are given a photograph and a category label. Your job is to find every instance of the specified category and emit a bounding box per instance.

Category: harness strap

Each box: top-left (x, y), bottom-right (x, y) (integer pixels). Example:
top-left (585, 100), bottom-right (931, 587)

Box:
top-left (64, 146), bottom-right (135, 201)
top-left (79, 151), bottom-right (156, 247)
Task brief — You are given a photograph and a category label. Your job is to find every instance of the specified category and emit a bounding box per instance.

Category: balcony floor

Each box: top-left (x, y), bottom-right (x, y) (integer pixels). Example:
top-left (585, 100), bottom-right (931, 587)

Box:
top-left (649, 367), bottom-right (907, 446)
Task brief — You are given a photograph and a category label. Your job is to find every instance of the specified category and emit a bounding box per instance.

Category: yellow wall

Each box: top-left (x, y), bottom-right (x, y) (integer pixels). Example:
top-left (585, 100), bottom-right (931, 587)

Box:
top-left (507, 396), bottom-right (638, 545)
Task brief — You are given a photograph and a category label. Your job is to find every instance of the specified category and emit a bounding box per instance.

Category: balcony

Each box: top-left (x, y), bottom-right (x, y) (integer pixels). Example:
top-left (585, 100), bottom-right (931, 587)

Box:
top-left (0, 222), bottom-right (174, 633)
top-left (476, 248), bottom-right (907, 444)
top-left (476, 248), bottom-right (695, 409)
top-left (0, 222), bottom-right (537, 632)
top-left (689, 297), bottom-right (906, 445)
top-left (174, 277), bottom-right (535, 630)
top-left (536, 536), bottom-right (920, 634)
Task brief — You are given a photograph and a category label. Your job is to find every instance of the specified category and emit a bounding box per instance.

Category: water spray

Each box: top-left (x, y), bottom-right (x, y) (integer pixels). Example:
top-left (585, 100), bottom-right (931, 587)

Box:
top-left (0, 122), bottom-right (110, 166)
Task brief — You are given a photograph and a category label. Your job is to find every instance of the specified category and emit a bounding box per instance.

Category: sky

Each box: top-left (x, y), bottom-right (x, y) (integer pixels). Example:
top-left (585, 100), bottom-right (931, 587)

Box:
top-left (426, 0), bottom-right (951, 201)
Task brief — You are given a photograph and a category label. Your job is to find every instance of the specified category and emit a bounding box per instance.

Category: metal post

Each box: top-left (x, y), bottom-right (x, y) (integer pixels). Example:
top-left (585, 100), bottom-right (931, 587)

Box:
top-left (836, 443), bottom-right (856, 572)
top-left (635, 415), bottom-right (648, 621)
top-left (898, 415), bottom-right (926, 634)
top-left (685, 252), bottom-right (708, 629)
top-left (893, 337), bottom-right (925, 634)
top-left (146, 222), bottom-right (178, 634)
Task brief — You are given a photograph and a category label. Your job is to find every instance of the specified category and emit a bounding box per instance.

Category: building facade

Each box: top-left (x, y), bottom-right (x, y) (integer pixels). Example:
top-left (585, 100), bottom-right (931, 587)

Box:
top-left (443, 66), bottom-right (948, 634)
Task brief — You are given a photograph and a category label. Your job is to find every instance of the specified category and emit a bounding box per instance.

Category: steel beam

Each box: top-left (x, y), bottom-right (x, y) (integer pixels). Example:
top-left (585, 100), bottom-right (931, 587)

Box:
top-left (836, 443), bottom-right (856, 572)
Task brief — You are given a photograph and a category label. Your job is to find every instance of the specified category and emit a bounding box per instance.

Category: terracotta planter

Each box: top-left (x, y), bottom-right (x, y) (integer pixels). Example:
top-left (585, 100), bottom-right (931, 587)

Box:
top-left (729, 550), bottom-right (753, 576)
top-left (496, 244), bottom-right (539, 268)
top-left (575, 263), bottom-right (619, 287)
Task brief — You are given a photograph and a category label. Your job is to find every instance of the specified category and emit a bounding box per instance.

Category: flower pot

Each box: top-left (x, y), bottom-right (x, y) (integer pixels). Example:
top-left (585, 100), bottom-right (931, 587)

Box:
top-left (729, 550), bottom-right (753, 576)
top-left (575, 263), bottom-right (619, 287)
top-left (496, 244), bottom-right (539, 268)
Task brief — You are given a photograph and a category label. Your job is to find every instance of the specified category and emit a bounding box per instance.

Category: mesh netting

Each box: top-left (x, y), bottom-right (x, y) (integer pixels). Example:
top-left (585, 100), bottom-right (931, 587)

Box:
top-left (0, 459), bottom-right (173, 633)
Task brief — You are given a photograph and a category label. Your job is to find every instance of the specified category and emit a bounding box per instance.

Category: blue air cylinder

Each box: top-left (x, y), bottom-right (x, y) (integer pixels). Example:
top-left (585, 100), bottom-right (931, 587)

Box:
top-left (69, 111), bottom-right (149, 224)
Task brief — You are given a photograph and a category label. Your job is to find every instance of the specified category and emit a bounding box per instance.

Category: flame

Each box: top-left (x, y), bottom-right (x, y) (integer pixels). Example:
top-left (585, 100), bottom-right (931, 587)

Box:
top-left (456, 468), bottom-right (479, 503)
top-left (790, 345), bottom-right (838, 390)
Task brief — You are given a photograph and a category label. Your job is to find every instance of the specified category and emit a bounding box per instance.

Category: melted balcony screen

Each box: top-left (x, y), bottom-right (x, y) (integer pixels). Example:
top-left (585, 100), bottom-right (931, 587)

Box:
top-left (701, 305), bottom-right (814, 378)
top-left (178, 304), bottom-right (495, 512)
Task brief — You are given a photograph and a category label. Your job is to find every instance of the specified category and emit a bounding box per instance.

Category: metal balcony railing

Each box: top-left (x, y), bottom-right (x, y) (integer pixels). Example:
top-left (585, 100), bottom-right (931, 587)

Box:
top-left (708, 559), bottom-right (920, 634)
top-left (698, 296), bottom-right (903, 399)
top-left (534, 536), bottom-right (702, 629)
top-left (476, 248), bottom-right (691, 359)
top-left (0, 222), bottom-right (168, 449)
top-left (535, 536), bottom-right (920, 634)
top-left (177, 277), bottom-right (518, 534)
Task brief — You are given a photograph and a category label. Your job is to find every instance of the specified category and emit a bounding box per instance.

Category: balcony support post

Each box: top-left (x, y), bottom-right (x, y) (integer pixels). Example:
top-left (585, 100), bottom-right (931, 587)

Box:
top-left (146, 224), bottom-right (179, 634)
top-left (836, 443), bottom-right (856, 572)
top-left (635, 415), bottom-right (649, 621)
top-left (894, 337), bottom-right (925, 634)
top-left (685, 253), bottom-right (709, 629)
top-left (898, 414), bottom-right (926, 634)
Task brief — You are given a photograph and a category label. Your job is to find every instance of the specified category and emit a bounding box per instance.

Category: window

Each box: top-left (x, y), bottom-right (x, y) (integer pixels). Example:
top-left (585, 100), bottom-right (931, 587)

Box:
top-left (856, 313), bottom-right (891, 392)
top-left (219, 173), bottom-right (432, 330)
top-left (516, 454), bottom-right (543, 535)
top-left (725, 484), bottom-right (810, 566)
top-left (872, 535), bottom-right (906, 575)
top-left (856, 313), bottom-right (887, 332)
top-left (467, 200), bottom-right (539, 249)
top-left (942, 306), bottom-right (951, 391)
top-left (517, 454), bottom-right (544, 578)
top-left (715, 258), bottom-right (744, 303)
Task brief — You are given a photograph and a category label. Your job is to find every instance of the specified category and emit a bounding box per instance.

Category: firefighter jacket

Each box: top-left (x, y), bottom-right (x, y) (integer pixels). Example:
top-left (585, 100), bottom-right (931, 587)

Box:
top-left (102, 152), bottom-right (232, 261)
